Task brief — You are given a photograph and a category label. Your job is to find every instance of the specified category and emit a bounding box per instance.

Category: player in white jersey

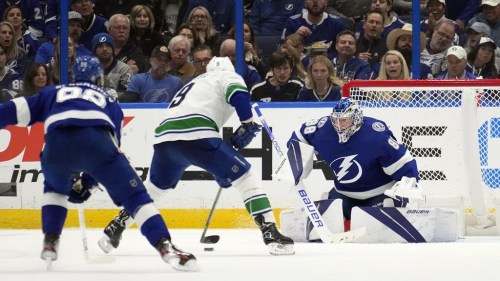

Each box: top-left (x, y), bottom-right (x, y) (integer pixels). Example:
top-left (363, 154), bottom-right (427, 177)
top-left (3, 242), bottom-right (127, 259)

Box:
top-left (99, 57), bottom-right (295, 256)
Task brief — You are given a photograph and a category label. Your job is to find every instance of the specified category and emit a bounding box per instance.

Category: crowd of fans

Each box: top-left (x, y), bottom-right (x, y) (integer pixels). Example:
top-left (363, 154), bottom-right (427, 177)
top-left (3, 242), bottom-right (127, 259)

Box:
top-left (0, 0), bottom-right (498, 103)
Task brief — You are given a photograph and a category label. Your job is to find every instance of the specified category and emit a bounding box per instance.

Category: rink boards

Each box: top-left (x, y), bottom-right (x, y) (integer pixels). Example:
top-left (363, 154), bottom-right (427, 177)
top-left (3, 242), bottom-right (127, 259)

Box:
top-left (1, 102), bottom-right (500, 228)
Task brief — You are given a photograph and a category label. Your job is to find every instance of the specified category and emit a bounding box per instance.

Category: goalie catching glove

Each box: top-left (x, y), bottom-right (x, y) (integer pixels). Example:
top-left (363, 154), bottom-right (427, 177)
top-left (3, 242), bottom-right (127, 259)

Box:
top-left (231, 121), bottom-right (262, 148)
top-left (68, 173), bottom-right (99, 204)
top-left (384, 176), bottom-right (426, 207)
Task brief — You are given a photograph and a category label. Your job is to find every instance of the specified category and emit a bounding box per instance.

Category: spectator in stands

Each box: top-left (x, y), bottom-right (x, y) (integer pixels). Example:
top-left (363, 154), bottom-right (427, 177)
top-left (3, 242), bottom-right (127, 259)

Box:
top-left (35, 11), bottom-right (92, 65)
top-left (220, 38), bottom-right (261, 88)
top-left (278, 43), bottom-right (308, 81)
top-left (157, 0), bottom-right (189, 39)
top-left (420, 18), bottom-right (456, 76)
top-left (355, 9), bottom-right (388, 67)
top-left (249, 0), bottom-right (304, 35)
top-left (436, 46), bottom-right (477, 79)
top-left (250, 51), bottom-right (303, 102)
top-left (21, 62), bottom-right (49, 97)
top-left (167, 35), bottom-right (196, 84)
top-left (384, 23), bottom-right (433, 79)
top-left (121, 45), bottom-right (183, 103)
top-left (0, 45), bottom-right (19, 100)
top-left (466, 37), bottom-right (498, 78)
top-left (191, 44), bottom-right (213, 77)
top-left (228, 21), bottom-right (267, 79)
top-left (129, 4), bottom-right (167, 59)
top-left (185, 6), bottom-right (220, 56)
top-left (92, 33), bottom-right (133, 98)
top-left (282, 0), bottom-right (348, 49)
top-left (420, 0), bottom-right (460, 46)
top-left (284, 33), bottom-right (308, 70)
top-left (355, 0), bottom-right (405, 42)
top-left (444, 0), bottom-right (481, 33)
top-left (376, 50), bottom-right (409, 80)
top-left (182, 0), bottom-right (235, 34)
top-left (173, 23), bottom-right (196, 62)
top-left (0, 21), bottom-right (27, 79)
top-left (331, 30), bottom-right (372, 81)
top-left (44, 0), bottom-right (97, 40)
top-left (464, 22), bottom-right (492, 53)
top-left (49, 36), bottom-right (76, 84)
top-left (467, 0), bottom-right (499, 46)
top-left (3, 5), bottom-right (39, 60)
top-left (297, 55), bottom-right (342, 102)
top-left (0, 0), bottom-right (43, 38)
top-left (95, 0), bottom-right (152, 19)
top-left (71, 0), bottom-right (108, 52)
top-left (107, 13), bottom-right (149, 74)
top-left (392, 0), bottom-right (427, 20)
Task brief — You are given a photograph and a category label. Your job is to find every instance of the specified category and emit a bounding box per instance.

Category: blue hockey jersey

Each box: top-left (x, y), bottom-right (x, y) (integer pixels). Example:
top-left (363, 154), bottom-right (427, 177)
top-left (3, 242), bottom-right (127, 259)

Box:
top-left (288, 115), bottom-right (418, 199)
top-left (0, 82), bottom-right (123, 144)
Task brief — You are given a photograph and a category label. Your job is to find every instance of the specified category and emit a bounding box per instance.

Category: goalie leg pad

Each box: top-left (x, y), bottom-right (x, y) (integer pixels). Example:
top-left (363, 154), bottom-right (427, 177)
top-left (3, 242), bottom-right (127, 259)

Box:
top-left (350, 207), bottom-right (459, 243)
top-left (280, 199), bottom-right (345, 242)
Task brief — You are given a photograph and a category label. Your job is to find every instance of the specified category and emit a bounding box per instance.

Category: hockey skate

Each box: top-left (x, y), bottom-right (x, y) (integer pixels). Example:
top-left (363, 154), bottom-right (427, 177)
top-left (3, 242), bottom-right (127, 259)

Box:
top-left (255, 214), bottom-right (295, 255)
top-left (98, 209), bottom-right (130, 253)
top-left (156, 238), bottom-right (197, 271)
top-left (41, 233), bottom-right (60, 270)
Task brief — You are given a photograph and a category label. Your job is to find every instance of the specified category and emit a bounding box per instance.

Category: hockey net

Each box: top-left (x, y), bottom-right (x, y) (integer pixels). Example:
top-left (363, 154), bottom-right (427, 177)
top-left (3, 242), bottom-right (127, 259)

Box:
top-left (342, 79), bottom-right (500, 226)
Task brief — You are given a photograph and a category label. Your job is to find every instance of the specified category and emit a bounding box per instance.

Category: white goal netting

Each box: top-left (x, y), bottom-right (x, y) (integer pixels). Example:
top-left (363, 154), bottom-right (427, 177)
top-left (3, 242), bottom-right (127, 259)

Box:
top-left (342, 79), bottom-right (500, 217)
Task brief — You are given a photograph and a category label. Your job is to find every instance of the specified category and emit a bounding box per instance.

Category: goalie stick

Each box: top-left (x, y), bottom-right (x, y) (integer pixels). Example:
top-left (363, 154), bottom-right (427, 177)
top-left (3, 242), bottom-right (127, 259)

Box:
top-left (252, 103), bottom-right (366, 243)
top-left (200, 187), bottom-right (222, 244)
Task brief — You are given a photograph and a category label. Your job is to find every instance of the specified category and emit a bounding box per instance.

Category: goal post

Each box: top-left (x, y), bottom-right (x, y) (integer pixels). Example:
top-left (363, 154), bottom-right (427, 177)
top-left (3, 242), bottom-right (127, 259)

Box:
top-left (342, 79), bottom-right (500, 233)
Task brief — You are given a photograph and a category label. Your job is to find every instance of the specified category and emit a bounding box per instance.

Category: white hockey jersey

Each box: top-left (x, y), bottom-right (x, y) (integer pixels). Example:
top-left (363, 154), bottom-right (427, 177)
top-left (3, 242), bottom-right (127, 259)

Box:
top-left (154, 71), bottom-right (248, 143)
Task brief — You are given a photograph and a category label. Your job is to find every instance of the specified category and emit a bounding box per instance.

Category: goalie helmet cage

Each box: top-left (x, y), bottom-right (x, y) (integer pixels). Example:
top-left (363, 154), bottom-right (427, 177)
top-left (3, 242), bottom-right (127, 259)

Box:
top-left (342, 79), bottom-right (500, 221)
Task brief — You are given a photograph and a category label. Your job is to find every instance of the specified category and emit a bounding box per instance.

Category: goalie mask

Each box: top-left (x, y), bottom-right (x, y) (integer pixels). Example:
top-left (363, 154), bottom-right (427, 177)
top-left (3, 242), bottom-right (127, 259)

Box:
top-left (331, 98), bottom-right (363, 143)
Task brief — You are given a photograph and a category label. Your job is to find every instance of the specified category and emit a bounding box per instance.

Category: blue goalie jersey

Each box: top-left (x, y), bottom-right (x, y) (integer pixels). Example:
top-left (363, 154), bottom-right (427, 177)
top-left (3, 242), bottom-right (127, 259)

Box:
top-left (288, 115), bottom-right (419, 200)
top-left (0, 82), bottom-right (123, 144)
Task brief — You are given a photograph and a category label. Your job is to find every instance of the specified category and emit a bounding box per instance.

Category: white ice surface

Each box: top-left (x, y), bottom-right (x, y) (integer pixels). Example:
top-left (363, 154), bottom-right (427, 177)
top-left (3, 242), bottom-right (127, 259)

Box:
top-left (1, 228), bottom-right (500, 281)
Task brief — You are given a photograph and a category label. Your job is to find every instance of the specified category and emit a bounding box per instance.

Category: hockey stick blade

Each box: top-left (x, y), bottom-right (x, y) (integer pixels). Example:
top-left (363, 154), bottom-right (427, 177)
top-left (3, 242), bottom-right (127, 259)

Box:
top-left (324, 226), bottom-right (367, 243)
top-left (200, 235), bottom-right (220, 244)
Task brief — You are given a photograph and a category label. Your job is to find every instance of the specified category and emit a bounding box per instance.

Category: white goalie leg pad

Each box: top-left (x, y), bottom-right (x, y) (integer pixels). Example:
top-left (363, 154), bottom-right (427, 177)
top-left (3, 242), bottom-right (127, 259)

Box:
top-left (274, 141), bottom-right (315, 184)
top-left (350, 207), bottom-right (459, 243)
top-left (280, 199), bottom-right (345, 242)
top-left (307, 199), bottom-right (344, 241)
top-left (280, 208), bottom-right (307, 242)
top-left (233, 170), bottom-right (275, 223)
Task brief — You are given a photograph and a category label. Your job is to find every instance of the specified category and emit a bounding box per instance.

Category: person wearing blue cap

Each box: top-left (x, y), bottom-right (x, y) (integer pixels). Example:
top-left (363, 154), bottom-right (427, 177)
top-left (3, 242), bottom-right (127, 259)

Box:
top-left (92, 32), bottom-right (133, 99)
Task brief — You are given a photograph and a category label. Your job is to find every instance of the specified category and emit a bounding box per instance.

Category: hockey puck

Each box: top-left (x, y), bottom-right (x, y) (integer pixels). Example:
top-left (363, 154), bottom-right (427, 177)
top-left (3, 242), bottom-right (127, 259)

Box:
top-left (204, 247), bottom-right (214, 251)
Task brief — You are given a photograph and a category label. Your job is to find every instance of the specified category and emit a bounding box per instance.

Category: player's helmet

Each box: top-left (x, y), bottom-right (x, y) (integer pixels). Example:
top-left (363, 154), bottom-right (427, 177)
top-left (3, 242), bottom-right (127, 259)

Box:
top-left (206, 56), bottom-right (235, 72)
top-left (331, 98), bottom-right (363, 143)
top-left (73, 56), bottom-right (103, 84)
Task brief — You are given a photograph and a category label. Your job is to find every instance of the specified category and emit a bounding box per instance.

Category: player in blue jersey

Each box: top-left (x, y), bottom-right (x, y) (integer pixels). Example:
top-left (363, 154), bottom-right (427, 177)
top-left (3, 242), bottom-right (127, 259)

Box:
top-left (287, 98), bottom-right (425, 223)
top-left (0, 56), bottom-right (197, 271)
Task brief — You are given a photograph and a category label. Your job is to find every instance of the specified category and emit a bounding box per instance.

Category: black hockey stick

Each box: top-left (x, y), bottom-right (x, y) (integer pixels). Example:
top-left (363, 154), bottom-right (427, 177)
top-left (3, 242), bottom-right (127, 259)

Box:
top-left (200, 187), bottom-right (223, 244)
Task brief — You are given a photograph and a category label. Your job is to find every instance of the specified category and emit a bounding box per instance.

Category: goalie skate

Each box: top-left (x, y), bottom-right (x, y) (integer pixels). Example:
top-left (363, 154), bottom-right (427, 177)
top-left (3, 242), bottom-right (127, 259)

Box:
top-left (255, 214), bottom-right (295, 255)
top-left (98, 209), bottom-right (130, 253)
top-left (156, 238), bottom-right (198, 271)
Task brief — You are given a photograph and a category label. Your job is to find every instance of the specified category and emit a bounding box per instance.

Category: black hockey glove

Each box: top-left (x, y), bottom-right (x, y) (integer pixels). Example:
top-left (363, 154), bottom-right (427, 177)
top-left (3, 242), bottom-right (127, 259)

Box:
top-left (231, 122), bottom-right (262, 149)
top-left (68, 173), bottom-right (99, 204)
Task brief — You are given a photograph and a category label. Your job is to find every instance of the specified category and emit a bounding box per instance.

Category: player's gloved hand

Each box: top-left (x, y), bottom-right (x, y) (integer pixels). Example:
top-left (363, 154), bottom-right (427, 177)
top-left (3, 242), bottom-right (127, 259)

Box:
top-left (68, 173), bottom-right (99, 204)
top-left (231, 122), bottom-right (262, 148)
top-left (384, 176), bottom-right (426, 207)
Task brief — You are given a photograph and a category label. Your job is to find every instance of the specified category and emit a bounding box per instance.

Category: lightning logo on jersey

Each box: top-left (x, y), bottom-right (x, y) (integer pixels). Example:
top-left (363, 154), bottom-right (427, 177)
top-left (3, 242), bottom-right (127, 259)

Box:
top-left (331, 155), bottom-right (362, 184)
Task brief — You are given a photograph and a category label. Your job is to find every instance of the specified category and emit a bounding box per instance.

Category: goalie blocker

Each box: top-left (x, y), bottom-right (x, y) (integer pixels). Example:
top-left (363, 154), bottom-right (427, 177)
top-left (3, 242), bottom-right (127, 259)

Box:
top-left (280, 200), bottom-right (459, 243)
